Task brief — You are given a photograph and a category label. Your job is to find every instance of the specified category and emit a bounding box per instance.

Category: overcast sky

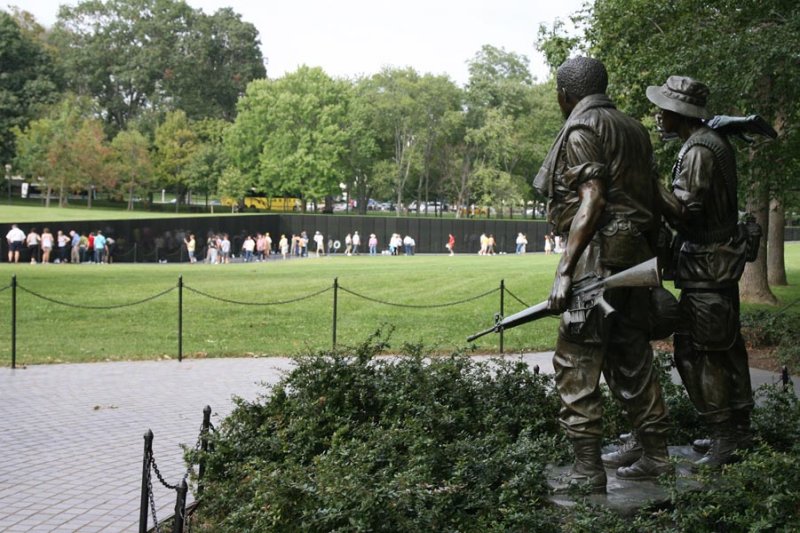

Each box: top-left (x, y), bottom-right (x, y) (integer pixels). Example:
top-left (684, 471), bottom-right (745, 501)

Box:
top-left (15, 0), bottom-right (587, 86)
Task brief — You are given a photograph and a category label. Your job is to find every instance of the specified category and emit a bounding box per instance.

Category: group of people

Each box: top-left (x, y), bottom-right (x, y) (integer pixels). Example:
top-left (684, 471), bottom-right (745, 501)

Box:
top-left (534, 57), bottom-right (758, 493)
top-left (182, 229), bottom-right (424, 262)
top-left (5, 224), bottom-right (112, 264)
top-left (543, 233), bottom-right (563, 255)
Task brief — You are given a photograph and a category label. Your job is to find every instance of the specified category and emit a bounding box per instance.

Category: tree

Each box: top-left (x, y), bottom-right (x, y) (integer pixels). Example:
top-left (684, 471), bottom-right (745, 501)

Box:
top-left (153, 109), bottom-right (197, 209)
top-left (226, 67), bottom-right (351, 208)
top-left (184, 118), bottom-right (229, 206)
top-left (0, 10), bottom-right (62, 166)
top-left (111, 129), bottom-right (153, 210)
top-left (161, 7), bottom-right (265, 121)
top-left (358, 67), bottom-right (425, 215)
top-left (12, 95), bottom-right (99, 207)
top-left (52, 0), bottom-right (265, 133)
top-left (461, 45), bottom-right (540, 216)
top-left (569, 0), bottom-right (800, 304)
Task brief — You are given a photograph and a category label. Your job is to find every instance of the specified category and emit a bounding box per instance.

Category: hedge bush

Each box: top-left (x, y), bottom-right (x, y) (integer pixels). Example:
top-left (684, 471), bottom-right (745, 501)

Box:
top-left (188, 331), bottom-right (800, 532)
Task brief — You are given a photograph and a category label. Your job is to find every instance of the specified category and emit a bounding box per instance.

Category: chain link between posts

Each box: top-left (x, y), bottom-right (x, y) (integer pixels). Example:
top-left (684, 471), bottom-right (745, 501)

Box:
top-left (0, 283), bottom-right (9, 294)
top-left (147, 419), bottom-right (215, 533)
top-left (503, 287), bottom-right (530, 308)
top-left (16, 283), bottom-right (176, 310)
top-left (338, 285), bottom-right (499, 308)
top-left (184, 284), bottom-right (332, 306)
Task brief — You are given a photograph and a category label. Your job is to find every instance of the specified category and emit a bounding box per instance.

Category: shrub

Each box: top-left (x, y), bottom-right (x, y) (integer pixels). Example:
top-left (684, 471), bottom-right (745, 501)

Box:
top-left (191, 330), bottom-right (566, 532)
top-left (189, 332), bottom-right (800, 531)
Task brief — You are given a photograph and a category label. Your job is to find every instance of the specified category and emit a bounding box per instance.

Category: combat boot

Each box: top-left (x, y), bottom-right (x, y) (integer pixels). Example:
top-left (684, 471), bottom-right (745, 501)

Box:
top-left (693, 421), bottom-right (738, 471)
top-left (692, 437), bottom-right (712, 454)
top-left (601, 431), bottom-right (642, 468)
top-left (615, 433), bottom-right (673, 481)
top-left (697, 411), bottom-right (754, 454)
top-left (551, 438), bottom-right (607, 494)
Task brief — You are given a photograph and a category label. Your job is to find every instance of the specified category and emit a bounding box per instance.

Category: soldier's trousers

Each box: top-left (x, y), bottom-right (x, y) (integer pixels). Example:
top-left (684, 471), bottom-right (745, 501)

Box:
top-left (674, 287), bottom-right (753, 424)
top-left (553, 309), bottom-right (669, 440)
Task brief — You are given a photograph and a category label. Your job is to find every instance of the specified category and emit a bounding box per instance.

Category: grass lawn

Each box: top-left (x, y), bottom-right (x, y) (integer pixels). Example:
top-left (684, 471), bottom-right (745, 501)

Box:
top-left (0, 244), bottom-right (797, 366)
top-left (0, 204), bottom-right (226, 223)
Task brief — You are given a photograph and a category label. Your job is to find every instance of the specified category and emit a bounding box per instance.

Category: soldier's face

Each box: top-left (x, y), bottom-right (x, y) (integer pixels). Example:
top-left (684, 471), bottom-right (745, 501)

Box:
top-left (657, 110), bottom-right (678, 134)
top-left (557, 88), bottom-right (573, 119)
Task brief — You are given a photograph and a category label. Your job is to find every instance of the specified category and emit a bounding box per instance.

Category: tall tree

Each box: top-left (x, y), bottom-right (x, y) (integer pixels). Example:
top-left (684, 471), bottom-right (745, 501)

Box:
top-left (162, 7), bottom-right (265, 121)
top-left (111, 129), bottom-right (153, 210)
top-left (0, 10), bottom-right (63, 166)
top-left (12, 95), bottom-right (97, 207)
top-left (359, 67), bottom-right (425, 215)
top-left (226, 67), bottom-right (350, 207)
top-left (52, 0), bottom-right (265, 133)
top-left (153, 109), bottom-right (197, 209)
top-left (461, 45), bottom-right (538, 215)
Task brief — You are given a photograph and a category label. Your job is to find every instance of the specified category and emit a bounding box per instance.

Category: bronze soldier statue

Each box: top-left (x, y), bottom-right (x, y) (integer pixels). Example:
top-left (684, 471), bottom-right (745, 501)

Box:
top-left (648, 76), bottom-right (754, 469)
top-left (533, 57), bottom-right (671, 492)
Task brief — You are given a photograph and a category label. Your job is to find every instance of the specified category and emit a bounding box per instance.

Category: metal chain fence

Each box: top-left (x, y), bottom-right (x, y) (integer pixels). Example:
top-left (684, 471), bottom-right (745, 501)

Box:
top-left (142, 407), bottom-right (214, 533)
top-left (337, 285), bottom-right (499, 308)
top-left (3, 275), bottom-right (538, 368)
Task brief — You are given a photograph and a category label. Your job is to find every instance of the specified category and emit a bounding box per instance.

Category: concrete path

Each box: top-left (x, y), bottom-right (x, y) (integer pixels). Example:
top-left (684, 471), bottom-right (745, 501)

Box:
top-left (0, 354), bottom-right (794, 532)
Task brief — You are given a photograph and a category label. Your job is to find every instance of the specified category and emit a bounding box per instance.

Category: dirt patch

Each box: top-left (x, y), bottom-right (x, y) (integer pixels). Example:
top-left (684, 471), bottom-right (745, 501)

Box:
top-left (652, 340), bottom-right (782, 373)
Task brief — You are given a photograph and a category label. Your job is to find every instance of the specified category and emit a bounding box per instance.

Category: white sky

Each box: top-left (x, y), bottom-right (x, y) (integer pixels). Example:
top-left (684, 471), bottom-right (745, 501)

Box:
top-left (15, 0), bottom-right (587, 86)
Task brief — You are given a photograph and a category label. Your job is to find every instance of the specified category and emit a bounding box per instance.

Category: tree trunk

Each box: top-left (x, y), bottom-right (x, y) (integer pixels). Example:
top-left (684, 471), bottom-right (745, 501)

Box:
top-left (128, 183), bottom-right (135, 210)
top-left (45, 186), bottom-right (52, 208)
top-left (767, 196), bottom-right (787, 286)
top-left (739, 184), bottom-right (778, 304)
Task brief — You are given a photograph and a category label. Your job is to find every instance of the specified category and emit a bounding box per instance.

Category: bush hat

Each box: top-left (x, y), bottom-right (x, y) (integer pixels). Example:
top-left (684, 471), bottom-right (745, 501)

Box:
top-left (646, 75), bottom-right (711, 119)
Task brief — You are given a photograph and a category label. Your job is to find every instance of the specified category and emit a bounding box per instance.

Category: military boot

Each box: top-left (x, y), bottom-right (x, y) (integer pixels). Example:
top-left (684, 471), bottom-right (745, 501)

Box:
top-left (693, 413), bottom-right (752, 456)
top-left (693, 421), bottom-right (738, 471)
top-left (692, 437), bottom-right (712, 454)
top-left (551, 438), bottom-right (607, 494)
top-left (601, 432), bottom-right (642, 468)
top-left (615, 433), bottom-right (673, 481)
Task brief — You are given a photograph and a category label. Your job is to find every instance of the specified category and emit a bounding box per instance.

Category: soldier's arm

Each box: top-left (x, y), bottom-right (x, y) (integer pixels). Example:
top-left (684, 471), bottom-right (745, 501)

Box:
top-left (548, 127), bottom-right (607, 312)
top-left (664, 146), bottom-right (714, 228)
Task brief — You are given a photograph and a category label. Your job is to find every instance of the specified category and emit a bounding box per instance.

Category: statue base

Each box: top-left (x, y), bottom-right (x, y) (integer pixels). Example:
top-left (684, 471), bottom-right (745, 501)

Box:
top-left (547, 445), bottom-right (704, 515)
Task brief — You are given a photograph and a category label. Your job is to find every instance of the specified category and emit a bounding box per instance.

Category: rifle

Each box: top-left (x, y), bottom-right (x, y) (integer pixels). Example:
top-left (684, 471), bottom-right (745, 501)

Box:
top-left (466, 257), bottom-right (661, 342)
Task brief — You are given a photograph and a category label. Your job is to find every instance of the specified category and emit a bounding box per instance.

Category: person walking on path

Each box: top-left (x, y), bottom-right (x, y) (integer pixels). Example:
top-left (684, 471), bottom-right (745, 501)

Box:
top-left (447, 233), bottom-right (455, 256)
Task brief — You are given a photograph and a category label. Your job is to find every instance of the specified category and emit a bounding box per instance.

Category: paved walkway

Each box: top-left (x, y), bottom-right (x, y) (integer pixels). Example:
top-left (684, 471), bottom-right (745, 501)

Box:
top-left (0, 355), bottom-right (794, 532)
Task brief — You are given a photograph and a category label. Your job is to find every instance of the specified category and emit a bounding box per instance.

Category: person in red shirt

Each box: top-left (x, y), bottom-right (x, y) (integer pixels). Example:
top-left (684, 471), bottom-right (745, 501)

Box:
top-left (446, 234), bottom-right (455, 256)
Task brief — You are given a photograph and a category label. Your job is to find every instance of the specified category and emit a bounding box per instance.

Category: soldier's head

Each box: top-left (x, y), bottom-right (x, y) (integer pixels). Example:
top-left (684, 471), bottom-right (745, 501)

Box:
top-left (647, 76), bottom-right (710, 137)
top-left (556, 57), bottom-right (608, 118)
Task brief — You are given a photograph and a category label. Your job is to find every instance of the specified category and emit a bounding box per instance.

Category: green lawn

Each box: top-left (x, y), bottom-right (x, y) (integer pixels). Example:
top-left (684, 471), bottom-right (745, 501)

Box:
top-left (0, 203), bottom-right (225, 223)
top-left (0, 245), bottom-right (797, 366)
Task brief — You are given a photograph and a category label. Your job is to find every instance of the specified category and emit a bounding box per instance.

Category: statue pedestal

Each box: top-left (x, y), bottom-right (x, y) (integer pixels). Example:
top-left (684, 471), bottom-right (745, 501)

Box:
top-left (547, 446), bottom-right (704, 515)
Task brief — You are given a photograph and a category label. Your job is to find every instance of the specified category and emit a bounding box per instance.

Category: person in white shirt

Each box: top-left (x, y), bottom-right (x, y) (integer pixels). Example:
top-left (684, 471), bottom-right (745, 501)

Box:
top-left (313, 231), bottom-right (325, 256)
top-left (352, 231), bottom-right (361, 255)
top-left (6, 224), bottom-right (25, 263)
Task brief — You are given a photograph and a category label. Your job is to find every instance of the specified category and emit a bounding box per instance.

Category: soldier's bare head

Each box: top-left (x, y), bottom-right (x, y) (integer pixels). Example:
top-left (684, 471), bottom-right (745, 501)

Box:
top-left (556, 56), bottom-right (608, 102)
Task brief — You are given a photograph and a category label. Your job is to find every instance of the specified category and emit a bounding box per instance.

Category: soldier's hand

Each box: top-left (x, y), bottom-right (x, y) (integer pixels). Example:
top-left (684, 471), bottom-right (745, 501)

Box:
top-left (548, 273), bottom-right (572, 313)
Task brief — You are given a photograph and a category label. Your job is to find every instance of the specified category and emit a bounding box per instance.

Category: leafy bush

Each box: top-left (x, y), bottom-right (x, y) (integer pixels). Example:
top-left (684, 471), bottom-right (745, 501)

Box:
top-left (189, 332), bottom-right (800, 531)
top-left (191, 330), bottom-right (567, 532)
top-left (741, 310), bottom-right (800, 371)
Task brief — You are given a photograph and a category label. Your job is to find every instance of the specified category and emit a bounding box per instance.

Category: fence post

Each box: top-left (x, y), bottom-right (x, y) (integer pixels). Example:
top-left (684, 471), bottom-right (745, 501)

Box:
top-left (178, 276), bottom-right (183, 362)
top-left (11, 275), bottom-right (16, 369)
top-left (198, 405), bottom-right (211, 497)
top-left (499, 279), bottom-right (504, 354)
top-left (139, 429), bottom-right (154, 533)
top-left (172, 478), bottom-right (188, 533)
top-left (332, 277), bottom-right (338, 348)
